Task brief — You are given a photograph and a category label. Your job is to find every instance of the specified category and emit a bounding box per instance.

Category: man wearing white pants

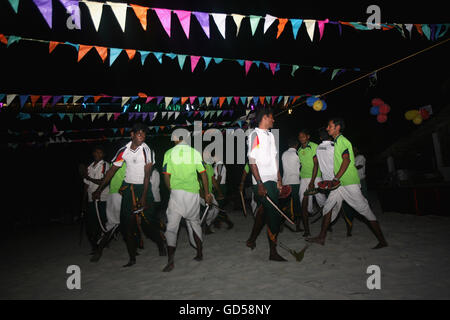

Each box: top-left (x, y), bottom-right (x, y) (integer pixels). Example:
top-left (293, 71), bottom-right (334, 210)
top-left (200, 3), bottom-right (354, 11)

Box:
top-left (105, 164), bottom-right (126, 232)
top-left (162, 134), bottom-right (212, 272)
top-left (307, 118), bottom-right (388, 249)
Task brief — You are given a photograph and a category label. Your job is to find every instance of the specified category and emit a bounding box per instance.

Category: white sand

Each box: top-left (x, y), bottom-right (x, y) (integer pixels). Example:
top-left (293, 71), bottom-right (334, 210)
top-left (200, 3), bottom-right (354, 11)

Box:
top-left (2, 201), bottom-right (450, 300)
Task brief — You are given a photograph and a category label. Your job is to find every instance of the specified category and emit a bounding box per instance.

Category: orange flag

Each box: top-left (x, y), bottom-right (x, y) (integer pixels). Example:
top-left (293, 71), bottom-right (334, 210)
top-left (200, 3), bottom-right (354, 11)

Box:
top-left (415, 24), bottom-right (423, 36)
top-left (130, 4), bottom-right (148, 31)
top-left (292, 96), bottom-right (300, 104)
top-left (94, 96), bottom-right (102, 103)
top-left (276, 19), bottom-right (288, 38)
top-left (219, 97), bottom-right (226, 108)
top-left (119, 128), bottom-right (124, 135)
top-left (259, 96), bottom-right (265, 105)
top-left (0, 34), bottom-right (8, 45)
top-left (30, 95), bottom-right (40, 107)
top-left (95, 46), bottom-right (108, 63)
top-left (181, 97), bottom-right (189, 105)
top-left (138, 92), bottom-right (147, 98)
top-left (78, 45), bottom-right (93, 62)
top-left (49, 41), bottom-right (60, 53)
top-left (125, 49), bottom-right (136, 60)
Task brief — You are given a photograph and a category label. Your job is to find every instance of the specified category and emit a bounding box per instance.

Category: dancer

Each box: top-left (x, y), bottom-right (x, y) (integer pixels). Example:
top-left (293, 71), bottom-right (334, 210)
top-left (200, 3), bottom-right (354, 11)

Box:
top-left (213, 157), bottom-right (234, 230)
top-left (162, 133), bottom-right (212, 272)
top-left (281, 137), bottom-right (302, 232)
top-left (297, 129), bottom-right (326, 237)
top-left (246, 108), bottom-right (286, 261)
top-left (307, 118), bottom-right (388, 249)
top-left (199, 161), bottom-right (220, 234)
top-left (92, 123), bottom-right (166, 267)
top-left (82, 146), bottom-right (109, 255)
top-left (239, 163), bottom-right (258, 215)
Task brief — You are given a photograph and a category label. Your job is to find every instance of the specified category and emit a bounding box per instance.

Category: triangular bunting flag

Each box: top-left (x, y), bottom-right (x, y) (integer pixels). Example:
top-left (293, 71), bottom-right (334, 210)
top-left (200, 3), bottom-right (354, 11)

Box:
top-left (165, 97), bottom-right (172, 106)
top-left (213, 57), bottom-right (223, 64)
top-left (211, 13), bottom-right (227, 39)
top-left (232, 14), bottom-right (245, 36)
top-left (30, 95), bottom-right (40, 107)
top-left (32, 0), bottom-right (52, 28)
top-left (198, 97), bottom-right (205, 105)
top-left (154, 8), bottom-right (172, 37)
top-left (109, 48), bottom-right (122, 66)
top-left (190, 56), bottom-right (201, 72)
top-left (122, 96), bottom-right (130, 107)
top-left (8, 0), bottom-right (19, 13)
top-left (68, 114), bottom-right (74, 122)
top-left (259, 96), bottom-right (265, 105)
top-left (174, 112), bottom-right (180, 120)
top-left (107, 113), bottom-right (113, 121)
top-left (84, 0), bottom-right (104, 31)
top-left (130, 4), bottom-right (148, 30)
top-left (19, 95), bottom-right (29, 108)
top-left (7, 35), bottom-right (21, 47)
top-left (283, 96), bottom-right (289, 106)
top-left (190, 96), bottom-right (197, 104)
top-left (276, 19), bottom-right (288, 38)
top-left (264, 14), bottom-right (277, 33)
top-left (49, 41), bottom-right (59, 53)
top-left (249, 15), bottom-right (261, 36)
top-left (152, 52), bottom-right (163, 63)
top-left (178, 54), bottom-right (187, 69)
top-left (91, 113), bottom-right (97, 122)
top-left (107, 2), bottom-right (128, 32)
top-left (245, 60), bottom-right (253, 75)
top-left (269, 63), bottom-right (278, 75)
top-left (331, 69), bottom-right (341, 80)
top-left (240, 97), bottom-right (246, 105)
top-left (226, 97), bottom-right (233, 105)
top-left (205, 97), bottom-right (212, 106)
top-left (73, 96), bottom-right (83, 103)
top-left (203, 56), bottom-right (212, 70)
top-left (139, 51), bottom-right (150, 65)
top-left (156, 96), bottom-right (164, 105)
top-left (272, 96), bottom-right (277, 105)
top-left (291, 65), bottom-right (300, 76)
top-left (95, 46), bottom-right (108, 62)
top-left (304, 20), bottom-right (316, 41)
top-left (219, 97), bottom-right (226, 107)
top-left (174, 10), bottom-right (191, 38)
top-left (233, 96), bottom-right (240, 105)
top-left (290, 19), bottom-right (303, 39)
top-left (193, 12), bottom-right (210, 38)
top-left (317, 19), bottom-right (329, 40)
top-left (212, 97), bottom-right (219, 106)
top-left (181, 97), bottom-right (189, 105)
top-left (42, 95), bottom-right (52, 107)
top-left (78, 45), bottom-right (93, 62)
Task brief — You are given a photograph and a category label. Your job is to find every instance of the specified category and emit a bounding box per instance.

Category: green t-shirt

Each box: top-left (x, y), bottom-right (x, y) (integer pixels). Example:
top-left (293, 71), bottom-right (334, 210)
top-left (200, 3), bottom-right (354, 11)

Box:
top-left (333, 135), bottom-right (360, 186)
top-left (109, 163), bottom-right (126, 194)
top-left (205, 163), bottom-right (215, 194)
top-left (297, 142), bottom-right (322, 179)
top-left (244, 163), bottom-right (250, 174)
top-left (163, 143), bottom-right (206, 193)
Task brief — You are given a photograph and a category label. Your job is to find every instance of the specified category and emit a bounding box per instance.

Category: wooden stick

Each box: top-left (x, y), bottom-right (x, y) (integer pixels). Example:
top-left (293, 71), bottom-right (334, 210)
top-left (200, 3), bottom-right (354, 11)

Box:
top-left (265, 195), bottom-right (295, 225)
top-left (239, 191), bottom-right (248, 217)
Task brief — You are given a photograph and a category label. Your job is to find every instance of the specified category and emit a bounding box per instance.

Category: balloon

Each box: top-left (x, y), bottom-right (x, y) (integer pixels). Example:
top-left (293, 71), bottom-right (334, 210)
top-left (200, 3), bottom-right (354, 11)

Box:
top-left (420, 108), bottom-right (430, 120)
top-left (405, 110), bottom-right (419, 120)
top-left (371, 98), bottom-right (384, 106)
top-left (321, 100), bottom-right (327, 111)
top-left (306, 96), bottom-right (319, 107)
top-left (377, 114), bottom-right (387, 123)
top-left (379, 104), bottom-right (391, 114)
top-left (313, 99), bottom-right (323, 111)
top-left (412, 115), bottom-right (423, 125)
top-left (370, 106), bottom-right (380, 115)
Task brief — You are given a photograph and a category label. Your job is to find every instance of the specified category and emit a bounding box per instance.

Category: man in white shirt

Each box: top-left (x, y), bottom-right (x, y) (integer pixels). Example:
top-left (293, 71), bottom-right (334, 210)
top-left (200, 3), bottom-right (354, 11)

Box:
top-left (246, 108), bottom-right (286, 261)
top-left (281, 138), bottom-right (302, 232)
top-left (92, 123), bottom-right (166, 267)
top-left (82, 146), bottom-right (109, 255)
top-left (212, 157), bottom-right (234, 229)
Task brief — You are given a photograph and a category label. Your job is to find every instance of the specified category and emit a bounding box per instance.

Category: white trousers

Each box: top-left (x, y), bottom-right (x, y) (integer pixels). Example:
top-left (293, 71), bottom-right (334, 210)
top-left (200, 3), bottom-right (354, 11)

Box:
top-left (199, 194), bottom-right (219, 226)
top-left (105, 193), bottom-right (122, 231)
top-left (299, 178), bottom-right (326, 213)
top-left (323, 184), bottom-right (377, 222)
top-left (165, 189), bottom-right (202, 248)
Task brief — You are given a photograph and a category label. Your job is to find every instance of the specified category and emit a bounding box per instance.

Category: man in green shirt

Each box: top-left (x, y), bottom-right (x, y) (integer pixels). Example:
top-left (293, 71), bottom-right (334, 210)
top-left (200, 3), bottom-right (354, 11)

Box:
top-left (297, 129), bottom-right (326, 237)
top-left (162, 134), bottom-right (212, 272)
top-left (307, 118), bottom-right (388, 249)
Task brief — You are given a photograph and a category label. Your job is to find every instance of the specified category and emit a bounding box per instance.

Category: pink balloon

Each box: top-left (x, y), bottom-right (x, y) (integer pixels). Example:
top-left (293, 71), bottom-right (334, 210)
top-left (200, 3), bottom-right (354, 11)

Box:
top-left (379, 104), bottom-right (391, 114)
top-left (371, 98), bottom-right (384, 106)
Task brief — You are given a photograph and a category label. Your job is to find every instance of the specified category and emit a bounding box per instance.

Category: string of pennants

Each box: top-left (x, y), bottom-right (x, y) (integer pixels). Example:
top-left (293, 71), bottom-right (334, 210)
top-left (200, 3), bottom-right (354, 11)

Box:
top-left (0, 34), bottom-right (361, 78)
top-left (0, 93), bottom-right (311, 110)
top-left (6, 0), bottom-right (449, 41)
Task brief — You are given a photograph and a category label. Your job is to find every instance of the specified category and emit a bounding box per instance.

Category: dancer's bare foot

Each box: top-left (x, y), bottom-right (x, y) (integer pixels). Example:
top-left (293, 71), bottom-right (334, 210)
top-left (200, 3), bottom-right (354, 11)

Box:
top-left (162, 263), bottom-right (174, 272)
top-left (246, 240), bottom-right (256, 250)
top-left (372, 242), bottom-right (388, 249)
top-left (306, 236), bottom-right (325, 245)
top-left (193, 254), bottom-right (203, 261)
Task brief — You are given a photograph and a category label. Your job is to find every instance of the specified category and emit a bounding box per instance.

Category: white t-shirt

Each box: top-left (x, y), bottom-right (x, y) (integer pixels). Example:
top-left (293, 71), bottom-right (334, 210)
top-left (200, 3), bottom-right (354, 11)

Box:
top-left (248, 127), bottom-right (278, 184)
top-left (112, 141), bottom-right (154, 184)
top-left (84, 160), bottom-right (109, 202)
top-left (213, 161), bottom-right (226, 185)
top-left (316, 140), bottom-right (335, 181)
top-left (281, 148), bottom-right (300, 185)
top-left (355, 154), bottom-right (366, 180)
top-left (150, 168), bottom-right (161, 202)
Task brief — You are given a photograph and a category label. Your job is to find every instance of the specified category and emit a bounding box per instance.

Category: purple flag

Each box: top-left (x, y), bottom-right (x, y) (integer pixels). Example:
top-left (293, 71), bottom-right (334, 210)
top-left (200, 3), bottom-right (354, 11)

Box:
top-left (33, 0), bottom-right (53, 28)
top-left (156, 96), bottom-right (164, 105)
top-left (58, 0), bottom-right (80, 29)
top-left (193, 12), bottom-right (210, 38)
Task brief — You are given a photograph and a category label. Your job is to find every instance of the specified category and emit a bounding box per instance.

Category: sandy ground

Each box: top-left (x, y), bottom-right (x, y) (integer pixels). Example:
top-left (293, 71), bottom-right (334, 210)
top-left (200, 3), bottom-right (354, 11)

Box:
top-left (2, 195), bottom-right (450, 300)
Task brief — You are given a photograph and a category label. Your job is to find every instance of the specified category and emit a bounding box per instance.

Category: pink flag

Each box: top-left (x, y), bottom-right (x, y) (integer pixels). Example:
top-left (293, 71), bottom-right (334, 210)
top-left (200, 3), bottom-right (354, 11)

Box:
top-left (52, 124), bottom-right (58, 133)
top-left (113, 113), bottom-right (121, 121)
top-left (317, 19), bottom-right (329, 40)
top-left (174, 10), bottom-right (191, 38)
top-left (42, 95), bottom-right (52, 107)
top-left (190, 96), bottom-right (197, 104)
top-left (245, 60), bottom-right (253, 75)
top-left (269, 63), bottom-right (278, 75)
top-left (146, 96), bottom-right (155, 103)
top-left (272, 96), bottom-right (277, 105)
top-left (190, 56), bottom-right (201, 72)
top-left (154, 8), bottom-right (172, 37)
top-left (233, 96), bottom-right (240, 105)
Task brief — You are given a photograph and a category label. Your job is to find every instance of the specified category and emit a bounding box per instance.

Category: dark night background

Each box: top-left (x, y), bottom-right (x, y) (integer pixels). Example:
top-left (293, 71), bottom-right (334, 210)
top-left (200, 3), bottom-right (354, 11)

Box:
top-left (0, 0), bottom-right (449, 230)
